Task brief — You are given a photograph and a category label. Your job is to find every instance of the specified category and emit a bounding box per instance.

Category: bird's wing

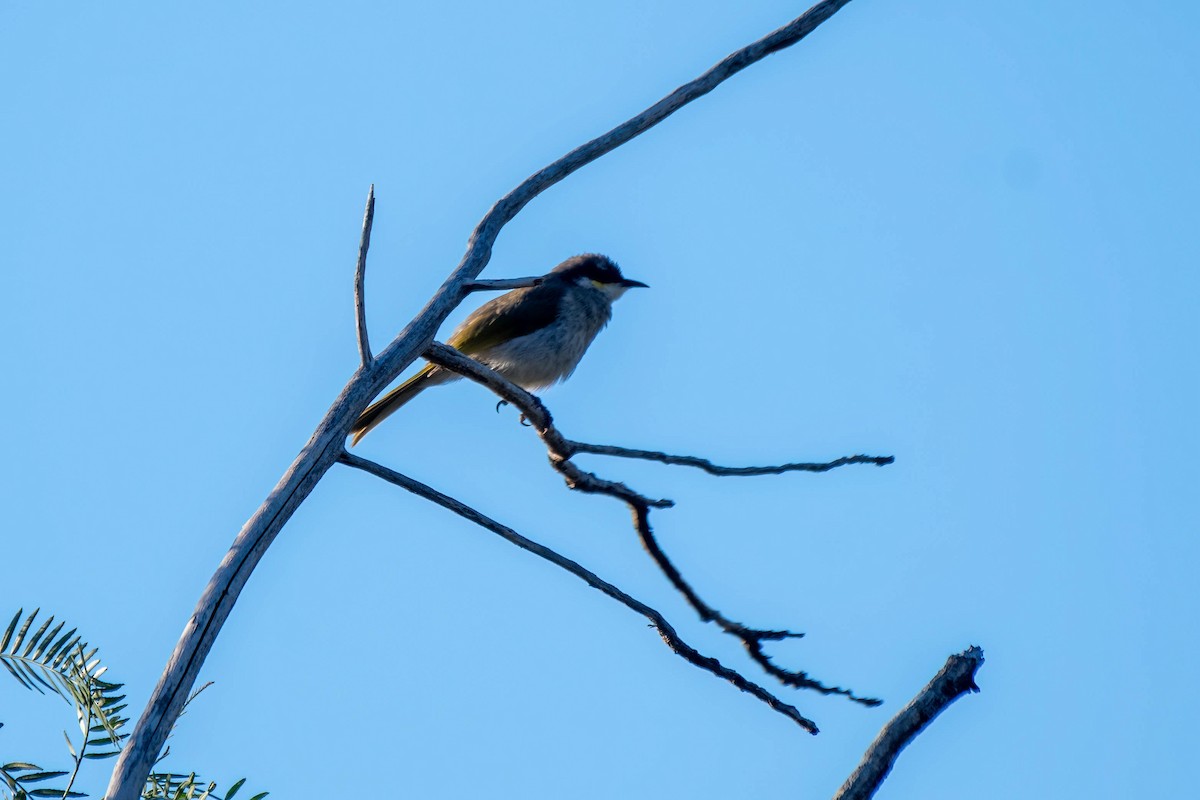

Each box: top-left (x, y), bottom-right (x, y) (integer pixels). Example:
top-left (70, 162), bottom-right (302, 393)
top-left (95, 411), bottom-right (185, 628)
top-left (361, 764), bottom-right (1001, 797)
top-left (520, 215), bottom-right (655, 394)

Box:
top-left (448, 281), bottom-right (566, 354)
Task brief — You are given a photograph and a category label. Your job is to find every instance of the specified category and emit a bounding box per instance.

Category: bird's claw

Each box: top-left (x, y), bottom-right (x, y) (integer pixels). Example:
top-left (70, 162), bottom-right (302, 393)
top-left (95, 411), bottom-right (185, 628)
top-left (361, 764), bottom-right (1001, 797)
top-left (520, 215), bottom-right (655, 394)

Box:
top-left (496, 398), bottom-right (530, 426)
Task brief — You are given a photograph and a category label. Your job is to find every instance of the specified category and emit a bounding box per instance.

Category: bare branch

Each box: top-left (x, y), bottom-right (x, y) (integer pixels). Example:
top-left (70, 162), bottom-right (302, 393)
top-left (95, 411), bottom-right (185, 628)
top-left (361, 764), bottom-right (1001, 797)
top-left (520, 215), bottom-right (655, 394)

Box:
top-left (354, 184), bottom-right (376, 366)
top-left (627, 501), bottom-right (882, 707)
top-left (463, 276), bottom-right (544, 292)
top-left (107, 5), bottom-right (857, 796)
top-left (833, 647), bottom-right (985, 800)
top-left (570, 442), bottom-right (893, 475)
top-left (337, 449), bottom-right (819, 734)
top-left (424, 341), bottom-right (882, 706)
top-left (423, 344), bottom-right (894, 480)
top-left (395, 0), bottom-right (858, 334)
top-left (424, 343), bottom-right (569, 454)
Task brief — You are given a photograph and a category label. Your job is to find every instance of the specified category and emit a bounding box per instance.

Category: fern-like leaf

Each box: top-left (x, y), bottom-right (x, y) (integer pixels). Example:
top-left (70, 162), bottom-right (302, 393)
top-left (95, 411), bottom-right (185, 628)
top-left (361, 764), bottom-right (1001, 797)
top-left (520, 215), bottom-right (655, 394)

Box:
top-left (0, 609), bottom-right (127, 752)
top-left (0, 751), bottom-right (86, 799)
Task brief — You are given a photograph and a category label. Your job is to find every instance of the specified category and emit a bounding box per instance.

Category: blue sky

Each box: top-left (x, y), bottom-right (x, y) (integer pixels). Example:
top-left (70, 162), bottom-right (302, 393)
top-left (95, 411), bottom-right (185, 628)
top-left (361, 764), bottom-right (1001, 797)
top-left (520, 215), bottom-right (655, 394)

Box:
top-left (3, 1), bottom-right (1197, 797)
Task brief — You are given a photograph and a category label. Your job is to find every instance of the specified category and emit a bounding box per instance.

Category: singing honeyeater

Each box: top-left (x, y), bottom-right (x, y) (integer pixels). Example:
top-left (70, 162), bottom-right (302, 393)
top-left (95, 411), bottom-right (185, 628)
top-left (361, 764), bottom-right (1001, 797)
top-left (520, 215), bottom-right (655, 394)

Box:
top-left (350, 253), bottom-right (647, 444)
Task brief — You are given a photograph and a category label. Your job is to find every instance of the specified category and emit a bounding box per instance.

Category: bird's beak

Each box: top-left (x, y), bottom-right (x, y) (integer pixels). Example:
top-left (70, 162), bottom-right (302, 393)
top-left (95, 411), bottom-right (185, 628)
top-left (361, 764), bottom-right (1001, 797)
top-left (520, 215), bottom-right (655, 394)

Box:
top-left (619, 278), bottom-right (649, 288)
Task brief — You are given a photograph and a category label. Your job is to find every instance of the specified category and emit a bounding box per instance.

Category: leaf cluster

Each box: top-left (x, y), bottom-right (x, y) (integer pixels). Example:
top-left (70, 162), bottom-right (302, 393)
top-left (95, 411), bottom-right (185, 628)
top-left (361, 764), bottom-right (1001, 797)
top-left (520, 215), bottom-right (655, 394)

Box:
top-left (1, 608), bottom-right (127, 750)
top-left (1, 748), bottom-right (84, 798)
top-left (1, 609), bottom-right (265, 800)
top-left (141, 774), bottom-right (266, 800)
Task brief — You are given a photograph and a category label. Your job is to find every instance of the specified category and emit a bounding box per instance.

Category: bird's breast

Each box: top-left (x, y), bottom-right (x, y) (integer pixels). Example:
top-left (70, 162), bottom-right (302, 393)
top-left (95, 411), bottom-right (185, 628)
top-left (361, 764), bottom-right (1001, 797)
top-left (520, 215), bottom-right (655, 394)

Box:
top-left (476, 290), bottom-right (613, 390)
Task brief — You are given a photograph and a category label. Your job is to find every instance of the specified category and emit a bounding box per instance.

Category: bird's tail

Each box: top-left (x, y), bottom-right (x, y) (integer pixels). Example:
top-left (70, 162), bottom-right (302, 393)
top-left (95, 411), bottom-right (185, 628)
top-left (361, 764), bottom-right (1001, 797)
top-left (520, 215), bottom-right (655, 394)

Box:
top-left (350, 365), bottom-right (449, 446)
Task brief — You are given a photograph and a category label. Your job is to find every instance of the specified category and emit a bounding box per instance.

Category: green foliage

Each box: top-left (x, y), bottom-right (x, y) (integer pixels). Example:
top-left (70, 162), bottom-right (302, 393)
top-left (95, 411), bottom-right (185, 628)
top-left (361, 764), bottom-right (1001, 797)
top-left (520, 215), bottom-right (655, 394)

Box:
top-left (1, 741), bottom-right (86, 798)
top-left (0, 608), bottom-right (127, 749)
top-left (141, 773), bottom-right (267, 800)
top-left (1, 609), bottom-right (266, 800)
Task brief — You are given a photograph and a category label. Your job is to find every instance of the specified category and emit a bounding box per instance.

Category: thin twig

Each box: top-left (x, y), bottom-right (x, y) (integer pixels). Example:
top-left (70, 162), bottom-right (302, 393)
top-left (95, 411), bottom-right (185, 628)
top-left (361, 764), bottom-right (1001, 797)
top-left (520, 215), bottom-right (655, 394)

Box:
top-left (60, 646), bottom-right (93, 800)
top-left (627, 501), bottom-right (882, 706)
top-left (833, 647), bottom-right (985, 800)
top-left (354, 184), bottom-right (376, 366)
top-left (107, 6), bottom-right (857, 796)
top-left (463, 276), bottom-right (544, 292)
top-left (570, 443), bottom-right (894, 475)
top-left (337, 449), bottom-right (819, 734)
top-left (424, 344), bottom-right (894, 480)
top-left (424, 341), bottom-right (883, 706)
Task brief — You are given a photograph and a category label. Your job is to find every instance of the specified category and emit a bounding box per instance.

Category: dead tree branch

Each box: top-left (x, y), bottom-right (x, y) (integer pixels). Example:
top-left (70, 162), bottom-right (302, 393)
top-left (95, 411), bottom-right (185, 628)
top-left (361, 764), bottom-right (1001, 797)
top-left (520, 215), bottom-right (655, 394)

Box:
top-left (570, 443), bottom-right (893, 475)
top-left (337, 450), bottom-right (820, 733)
top-left (833, 647), bottom-right (985, 800)
top-left (354, 184), bottom-right (376, 366)
top-left (107, 4), bottom-right (859, 797)
top-left (424, 341), bottom-right (886, 707)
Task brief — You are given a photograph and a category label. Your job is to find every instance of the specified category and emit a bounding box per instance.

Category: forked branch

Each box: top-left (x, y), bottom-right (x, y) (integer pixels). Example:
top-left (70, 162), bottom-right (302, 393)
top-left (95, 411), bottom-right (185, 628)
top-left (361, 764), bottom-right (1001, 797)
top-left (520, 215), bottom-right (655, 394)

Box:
top-left (338, 450), bottom-right (820, 734)
top-left (424, 341), bottom-right (888, 707)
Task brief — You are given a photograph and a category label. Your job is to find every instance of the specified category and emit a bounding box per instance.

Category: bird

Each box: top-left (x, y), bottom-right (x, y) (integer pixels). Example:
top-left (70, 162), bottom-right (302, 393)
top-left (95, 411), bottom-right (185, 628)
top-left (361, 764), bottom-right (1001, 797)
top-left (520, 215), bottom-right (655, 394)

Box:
top-left (350, 253), bottom-right (647, 445)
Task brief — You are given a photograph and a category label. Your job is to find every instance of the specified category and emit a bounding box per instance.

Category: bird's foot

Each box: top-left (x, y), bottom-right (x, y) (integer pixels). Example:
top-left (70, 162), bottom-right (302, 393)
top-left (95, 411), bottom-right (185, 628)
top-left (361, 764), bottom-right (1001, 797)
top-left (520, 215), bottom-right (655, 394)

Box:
top-left (496, 398), bottom-right (531, 426)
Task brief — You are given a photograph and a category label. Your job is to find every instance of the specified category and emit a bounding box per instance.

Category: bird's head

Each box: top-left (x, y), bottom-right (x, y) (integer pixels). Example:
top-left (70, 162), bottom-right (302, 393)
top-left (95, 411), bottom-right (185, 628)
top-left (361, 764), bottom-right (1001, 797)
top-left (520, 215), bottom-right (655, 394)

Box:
top-left (551, 253), bottom-right (648, 300)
